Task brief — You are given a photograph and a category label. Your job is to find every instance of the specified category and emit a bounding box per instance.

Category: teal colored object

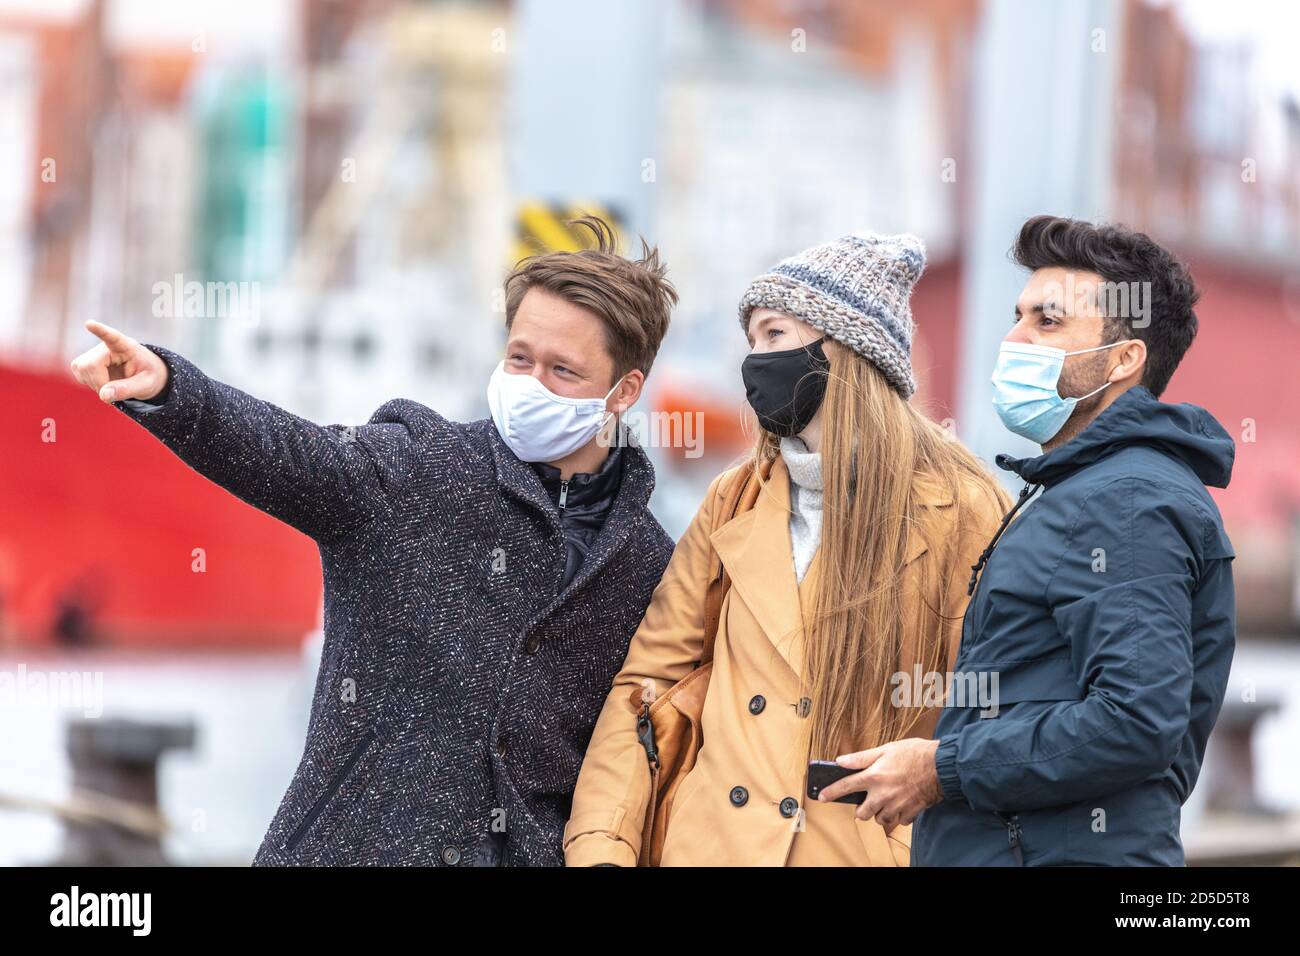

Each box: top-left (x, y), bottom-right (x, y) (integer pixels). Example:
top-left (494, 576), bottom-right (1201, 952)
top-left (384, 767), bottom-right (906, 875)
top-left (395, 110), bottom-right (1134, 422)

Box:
top-left (990, 340), bottom-right (1127, 444)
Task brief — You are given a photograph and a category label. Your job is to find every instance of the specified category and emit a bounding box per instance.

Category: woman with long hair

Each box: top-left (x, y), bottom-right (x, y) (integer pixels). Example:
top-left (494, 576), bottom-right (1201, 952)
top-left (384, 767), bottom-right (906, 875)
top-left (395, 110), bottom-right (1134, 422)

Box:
top-left (564, 233), bottom-right (1009, 866)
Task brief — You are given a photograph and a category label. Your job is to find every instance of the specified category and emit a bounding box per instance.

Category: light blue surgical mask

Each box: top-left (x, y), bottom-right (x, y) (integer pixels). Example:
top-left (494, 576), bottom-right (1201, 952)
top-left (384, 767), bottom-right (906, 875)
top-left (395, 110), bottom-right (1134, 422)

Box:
top-left (991, 340), bottom-right (1129, 444)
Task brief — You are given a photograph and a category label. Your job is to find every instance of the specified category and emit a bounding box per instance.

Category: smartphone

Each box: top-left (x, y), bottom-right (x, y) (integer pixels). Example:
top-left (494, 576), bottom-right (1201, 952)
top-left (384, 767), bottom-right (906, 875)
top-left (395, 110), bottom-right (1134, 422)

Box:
top-left (806, 759), bottom-right (867, 805)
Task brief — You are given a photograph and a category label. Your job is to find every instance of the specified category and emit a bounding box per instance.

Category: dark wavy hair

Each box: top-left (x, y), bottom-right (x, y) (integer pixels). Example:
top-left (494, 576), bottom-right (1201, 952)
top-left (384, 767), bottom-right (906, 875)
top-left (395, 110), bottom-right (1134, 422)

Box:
top-left (1012, 216), bottom-right (1199, 397)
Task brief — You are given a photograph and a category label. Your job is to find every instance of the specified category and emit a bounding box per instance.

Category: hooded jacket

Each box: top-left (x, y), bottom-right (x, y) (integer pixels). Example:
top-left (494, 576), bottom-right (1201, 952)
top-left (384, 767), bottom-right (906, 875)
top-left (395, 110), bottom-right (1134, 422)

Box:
top-left (911, 385), bottom-right (1236, 866)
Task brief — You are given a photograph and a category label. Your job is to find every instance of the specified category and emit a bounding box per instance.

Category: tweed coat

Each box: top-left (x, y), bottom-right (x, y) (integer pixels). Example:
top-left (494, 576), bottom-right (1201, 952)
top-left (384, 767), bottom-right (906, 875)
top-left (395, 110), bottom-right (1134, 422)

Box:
top-left (115, 345), bottom-right (674, 866)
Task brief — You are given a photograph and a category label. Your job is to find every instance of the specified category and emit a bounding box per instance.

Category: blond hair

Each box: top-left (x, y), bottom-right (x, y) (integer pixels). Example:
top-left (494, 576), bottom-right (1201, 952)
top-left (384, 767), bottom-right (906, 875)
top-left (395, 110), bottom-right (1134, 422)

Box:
top-left (750, 347), bottom-right (1009, 761)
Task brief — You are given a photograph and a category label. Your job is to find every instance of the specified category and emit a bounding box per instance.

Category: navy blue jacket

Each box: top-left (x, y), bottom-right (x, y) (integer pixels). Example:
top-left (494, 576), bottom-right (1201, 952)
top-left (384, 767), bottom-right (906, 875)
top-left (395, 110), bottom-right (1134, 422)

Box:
top-left (912, 386), bottom-right (1236, 866)
top-left (116, 346), bottom-right (674, 866)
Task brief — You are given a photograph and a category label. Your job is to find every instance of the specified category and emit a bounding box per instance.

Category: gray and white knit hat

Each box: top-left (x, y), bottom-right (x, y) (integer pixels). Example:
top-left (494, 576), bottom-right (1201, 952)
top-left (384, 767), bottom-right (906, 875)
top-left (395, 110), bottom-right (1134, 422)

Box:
top-left (738, 232), bottom-right (926, 399)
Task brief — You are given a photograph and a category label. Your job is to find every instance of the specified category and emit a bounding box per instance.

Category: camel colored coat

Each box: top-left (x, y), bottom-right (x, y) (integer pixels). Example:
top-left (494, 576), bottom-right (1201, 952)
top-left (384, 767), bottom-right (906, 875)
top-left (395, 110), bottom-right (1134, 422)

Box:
top-left (564, 454), bottom-right (1003, 866)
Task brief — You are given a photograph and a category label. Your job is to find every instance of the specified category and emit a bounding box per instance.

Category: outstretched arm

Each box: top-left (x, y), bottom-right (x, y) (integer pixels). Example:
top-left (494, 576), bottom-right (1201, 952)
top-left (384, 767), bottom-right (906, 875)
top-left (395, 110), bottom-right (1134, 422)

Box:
top-left (70, 321), bottom-right (413, 542)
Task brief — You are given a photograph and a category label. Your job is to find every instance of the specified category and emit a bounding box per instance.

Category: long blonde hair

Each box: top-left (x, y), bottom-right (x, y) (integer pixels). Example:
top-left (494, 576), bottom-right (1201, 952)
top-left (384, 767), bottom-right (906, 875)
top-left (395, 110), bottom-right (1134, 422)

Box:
top-left (750, 344), bottom-right (1009, 761)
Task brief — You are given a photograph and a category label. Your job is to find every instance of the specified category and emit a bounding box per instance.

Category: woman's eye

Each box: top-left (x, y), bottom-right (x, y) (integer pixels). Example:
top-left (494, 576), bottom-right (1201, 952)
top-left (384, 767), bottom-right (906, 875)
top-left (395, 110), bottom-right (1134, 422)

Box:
top-left (767, 328), bottom-right (783, 340)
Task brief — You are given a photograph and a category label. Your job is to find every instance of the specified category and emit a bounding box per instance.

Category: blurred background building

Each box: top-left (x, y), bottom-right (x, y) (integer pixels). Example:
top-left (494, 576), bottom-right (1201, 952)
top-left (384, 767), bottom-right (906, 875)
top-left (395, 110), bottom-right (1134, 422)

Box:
top-left (1, 0), bottom-right (1298, 864)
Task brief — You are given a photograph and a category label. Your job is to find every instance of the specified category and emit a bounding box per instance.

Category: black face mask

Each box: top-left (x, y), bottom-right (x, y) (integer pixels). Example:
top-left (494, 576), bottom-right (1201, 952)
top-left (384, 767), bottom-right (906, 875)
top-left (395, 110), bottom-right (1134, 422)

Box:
top-left (741, 337), bottom-right (831, 437)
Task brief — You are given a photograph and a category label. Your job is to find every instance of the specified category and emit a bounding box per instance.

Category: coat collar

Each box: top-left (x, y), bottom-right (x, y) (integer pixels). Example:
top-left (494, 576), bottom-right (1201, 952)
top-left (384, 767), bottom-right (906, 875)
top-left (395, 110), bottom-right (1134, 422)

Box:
top-left (488, 421), bottom-right (657, 611)
top-left (710, 453), bottom-right (951, 680)
top-left (710, 455), bottom-right (805, 677)
top-left (489, 422), bottom-right (557, 525)
top-left (995, 385), bottom-right (1234, 489)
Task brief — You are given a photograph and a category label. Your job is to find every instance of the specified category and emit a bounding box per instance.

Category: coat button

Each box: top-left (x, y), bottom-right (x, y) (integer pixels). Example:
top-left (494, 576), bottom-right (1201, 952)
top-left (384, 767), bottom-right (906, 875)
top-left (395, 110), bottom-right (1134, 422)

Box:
top-left (779, 796), bottom-right (799, 818)
top-left (796, 697), bottom-right (812, 717)
top-left (525, 634), bottom-right (540, 654)
top-left (442, 845), bottom-right (462, 865)
top-left (729, 786), bottom-right (749, 807)
top-left (748, 694), bottom-right (766, 715)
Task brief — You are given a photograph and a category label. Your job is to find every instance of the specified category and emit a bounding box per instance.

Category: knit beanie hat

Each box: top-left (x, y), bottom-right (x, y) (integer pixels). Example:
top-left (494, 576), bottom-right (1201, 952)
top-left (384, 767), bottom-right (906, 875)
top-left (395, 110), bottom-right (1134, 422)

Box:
top-left (738, 232), bottom-right (926, 399)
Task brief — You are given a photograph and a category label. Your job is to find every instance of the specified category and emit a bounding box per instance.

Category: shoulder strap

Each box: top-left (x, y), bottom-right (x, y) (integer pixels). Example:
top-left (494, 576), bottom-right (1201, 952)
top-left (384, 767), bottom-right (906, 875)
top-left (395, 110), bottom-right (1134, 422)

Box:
top-left (700, 459), bottom-right (760, 665)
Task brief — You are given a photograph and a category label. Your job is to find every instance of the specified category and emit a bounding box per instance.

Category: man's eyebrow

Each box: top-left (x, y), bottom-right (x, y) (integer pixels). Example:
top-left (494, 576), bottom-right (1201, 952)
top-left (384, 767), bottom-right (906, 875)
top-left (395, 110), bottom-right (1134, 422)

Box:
top-left (552, 352), bottom-right (587, 371)
top-left (505, 336), bottom-right (587, 370)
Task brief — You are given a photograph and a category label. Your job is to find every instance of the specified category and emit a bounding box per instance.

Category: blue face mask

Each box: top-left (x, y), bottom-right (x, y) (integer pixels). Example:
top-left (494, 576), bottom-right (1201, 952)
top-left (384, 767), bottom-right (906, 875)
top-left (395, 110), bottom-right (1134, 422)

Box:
top-left (991, 340), bottom-right (1129, 444)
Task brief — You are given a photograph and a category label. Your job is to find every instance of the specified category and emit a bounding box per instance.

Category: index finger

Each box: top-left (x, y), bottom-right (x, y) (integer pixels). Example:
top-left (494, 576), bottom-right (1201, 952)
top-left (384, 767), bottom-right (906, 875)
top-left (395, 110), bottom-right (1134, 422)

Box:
top-left (835, 746), bottom-right (884, 771)
top-left (84, 320), bottom-right (131, 352)
top-left (817, 767), bottom-right (871, 804)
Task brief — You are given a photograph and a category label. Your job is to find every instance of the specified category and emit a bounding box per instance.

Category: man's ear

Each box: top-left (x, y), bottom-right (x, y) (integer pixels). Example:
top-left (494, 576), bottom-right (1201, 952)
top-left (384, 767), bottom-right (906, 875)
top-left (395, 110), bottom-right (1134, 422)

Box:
top-left (612, 369), bottom-right (644, 412)
top-left (1111, 338), bottom-right (1147, 385)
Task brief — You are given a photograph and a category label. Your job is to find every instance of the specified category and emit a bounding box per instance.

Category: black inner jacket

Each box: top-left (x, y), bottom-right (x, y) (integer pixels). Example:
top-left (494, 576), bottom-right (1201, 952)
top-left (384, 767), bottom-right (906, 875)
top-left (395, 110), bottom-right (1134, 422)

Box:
top-left (529, 445), bottom-right (625, 590)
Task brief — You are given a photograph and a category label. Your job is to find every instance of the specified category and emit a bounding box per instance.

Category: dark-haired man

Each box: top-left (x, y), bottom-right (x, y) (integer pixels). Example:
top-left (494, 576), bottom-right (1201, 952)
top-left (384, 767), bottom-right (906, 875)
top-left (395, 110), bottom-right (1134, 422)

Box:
top-left (69, 218), bottom-right (678, 866)
top-left (819, 216), bottom-right (1236, 866)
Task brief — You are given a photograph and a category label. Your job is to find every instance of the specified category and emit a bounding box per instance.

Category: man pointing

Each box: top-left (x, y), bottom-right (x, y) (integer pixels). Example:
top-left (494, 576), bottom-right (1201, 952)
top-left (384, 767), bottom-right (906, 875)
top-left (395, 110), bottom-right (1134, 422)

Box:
top-left (69, 218), bottom-right (679, 866)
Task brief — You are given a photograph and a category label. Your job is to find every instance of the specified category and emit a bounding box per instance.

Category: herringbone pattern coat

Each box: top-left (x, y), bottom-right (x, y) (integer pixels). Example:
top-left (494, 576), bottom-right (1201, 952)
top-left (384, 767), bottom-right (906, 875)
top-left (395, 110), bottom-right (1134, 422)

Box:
top-left (117, 346), bottom-right (674, 866)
